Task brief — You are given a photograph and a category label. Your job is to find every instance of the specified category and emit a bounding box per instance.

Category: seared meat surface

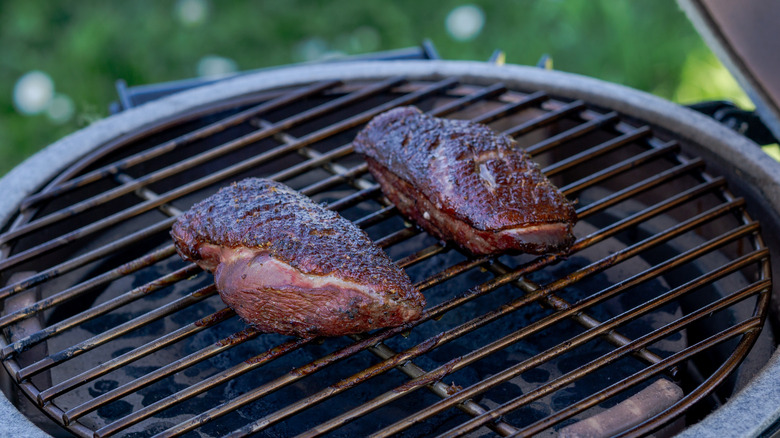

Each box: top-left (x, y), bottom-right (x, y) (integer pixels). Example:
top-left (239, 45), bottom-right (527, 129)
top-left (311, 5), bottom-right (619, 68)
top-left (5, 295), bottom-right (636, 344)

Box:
top-left (353, 106), bottom-right (577, 255)
top-left (171, 178), bottom-right (425, 337)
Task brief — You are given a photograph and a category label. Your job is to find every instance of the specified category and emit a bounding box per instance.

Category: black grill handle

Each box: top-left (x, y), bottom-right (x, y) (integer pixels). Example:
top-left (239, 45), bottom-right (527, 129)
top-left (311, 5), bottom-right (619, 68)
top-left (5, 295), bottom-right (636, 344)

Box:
top-left (688, 100), bottom-right (779, 146)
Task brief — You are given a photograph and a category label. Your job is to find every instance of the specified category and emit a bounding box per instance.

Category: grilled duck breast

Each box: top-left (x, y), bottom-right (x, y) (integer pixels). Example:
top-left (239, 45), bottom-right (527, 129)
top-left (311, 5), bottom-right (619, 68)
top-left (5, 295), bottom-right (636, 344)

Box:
top-left (353, 106), bottom-right (577, 255)
top-left (171, 178), bottom-right (425, 337)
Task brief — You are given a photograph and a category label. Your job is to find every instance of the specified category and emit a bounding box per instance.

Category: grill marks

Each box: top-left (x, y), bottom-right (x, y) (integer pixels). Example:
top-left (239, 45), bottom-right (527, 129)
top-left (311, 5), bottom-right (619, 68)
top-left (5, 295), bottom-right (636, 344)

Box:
top-left (0, 78), bottom-right (770, 438)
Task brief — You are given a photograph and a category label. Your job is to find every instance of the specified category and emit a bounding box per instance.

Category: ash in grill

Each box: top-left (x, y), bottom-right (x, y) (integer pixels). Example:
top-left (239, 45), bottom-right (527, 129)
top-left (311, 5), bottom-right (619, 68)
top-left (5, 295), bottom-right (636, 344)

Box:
top-left (0, 72), bottom-right (771, 438)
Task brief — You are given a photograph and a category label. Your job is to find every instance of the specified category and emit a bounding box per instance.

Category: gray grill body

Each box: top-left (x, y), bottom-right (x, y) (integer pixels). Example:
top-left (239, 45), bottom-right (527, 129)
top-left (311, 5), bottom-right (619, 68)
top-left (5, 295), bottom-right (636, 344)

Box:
top-left (1, 60), bottom-right (778, 437)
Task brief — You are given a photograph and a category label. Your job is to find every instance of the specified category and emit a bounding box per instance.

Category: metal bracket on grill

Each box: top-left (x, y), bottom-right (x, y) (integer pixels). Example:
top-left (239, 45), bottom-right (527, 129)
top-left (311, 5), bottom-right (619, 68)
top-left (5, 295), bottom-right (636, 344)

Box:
top-left (688, 100), bottom-right (779, 145)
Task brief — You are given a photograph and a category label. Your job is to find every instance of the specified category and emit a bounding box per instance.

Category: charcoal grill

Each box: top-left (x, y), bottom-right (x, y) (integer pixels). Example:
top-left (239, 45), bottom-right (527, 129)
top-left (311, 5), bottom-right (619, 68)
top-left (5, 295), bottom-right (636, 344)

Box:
top-left (1, 60), bottom-right (778, 438)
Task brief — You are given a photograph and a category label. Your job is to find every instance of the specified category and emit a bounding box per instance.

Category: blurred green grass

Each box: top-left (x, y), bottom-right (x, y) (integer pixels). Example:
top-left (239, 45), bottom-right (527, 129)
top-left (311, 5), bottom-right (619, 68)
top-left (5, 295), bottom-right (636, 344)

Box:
top-left (0, 0), bottom-right (761, 177)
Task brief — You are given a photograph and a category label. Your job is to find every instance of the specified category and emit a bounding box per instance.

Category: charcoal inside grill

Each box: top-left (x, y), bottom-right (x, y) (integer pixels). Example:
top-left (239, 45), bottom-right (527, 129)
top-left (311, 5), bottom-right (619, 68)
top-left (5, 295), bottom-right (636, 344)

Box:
top-left (0, 74), bottom-right (772, 438)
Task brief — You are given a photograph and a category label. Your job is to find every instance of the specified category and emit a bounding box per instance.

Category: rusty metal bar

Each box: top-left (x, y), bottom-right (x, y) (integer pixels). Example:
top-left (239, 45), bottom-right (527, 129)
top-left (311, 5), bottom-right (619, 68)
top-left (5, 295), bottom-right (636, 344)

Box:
top-left (0, 245), bottom-right (182, 332)
top-left (575, 158), bottom-right (704, 216)
top-left (297, 162), bottom-right (370, 197)
top-left (428, 83), bottom-right (508, 117)
top-left (2, 78), bottom-right (400, 244)
top-left (283, 231), bottom-right (766, 438)
top-left (19, 84), bottom-right (331, 210)
top-left (576, 177), bottom-right (727, 242)
top-left (470, 90), bottom-right (548, 124)
top-left (114, 172), bottom-right (183, 216)
top-left (0, 217), bottom-right (175, 302)
top-left (14, 284), bottom-right (217, 382)
top-left (525, 111), bottom-right (619, 156)
top-left (346, 334), bottom-right (519, 438)
top-left (64, 325), bottom-right (268, 424)
top-left (1, 261), bottom-right (199, 359)
top-left (502, 100), bottom-right (586, 138)
top-left (325, 186), bottom-right (384, 212)
top-left (560, 140), bottom-right (680, 196)
top-left (352, 205), bottom-right (398, 229)
top-left (439, 289), bottom-right (768, 438)
top-left (38, 307), bottom-right (236, 404)
top-left (543, 126), bottom-right (652, 177)
top-left (489, 259), bottom-right (669, 370)
top-left (0, 78), bottom-right (458, 272)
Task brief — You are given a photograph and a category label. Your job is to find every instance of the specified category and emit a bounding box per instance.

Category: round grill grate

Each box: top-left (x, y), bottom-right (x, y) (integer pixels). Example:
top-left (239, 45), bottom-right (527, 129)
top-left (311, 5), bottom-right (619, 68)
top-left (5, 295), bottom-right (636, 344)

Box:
top-left (0, 67), bottom-right (772, 438)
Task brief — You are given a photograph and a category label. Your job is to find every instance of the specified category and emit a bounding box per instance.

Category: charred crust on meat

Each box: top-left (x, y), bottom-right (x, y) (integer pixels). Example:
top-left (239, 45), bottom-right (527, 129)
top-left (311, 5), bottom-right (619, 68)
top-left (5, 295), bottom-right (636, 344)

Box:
top-left (170, 178), bottom-right (425, 337)
top-left (353, 106), bottom-right (578, 255)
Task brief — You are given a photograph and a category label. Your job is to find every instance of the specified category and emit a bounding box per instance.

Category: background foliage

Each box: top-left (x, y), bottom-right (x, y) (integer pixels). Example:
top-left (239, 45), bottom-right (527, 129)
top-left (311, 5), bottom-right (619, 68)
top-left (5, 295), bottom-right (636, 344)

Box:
top-left (0, 0), bottom-right (767, 177)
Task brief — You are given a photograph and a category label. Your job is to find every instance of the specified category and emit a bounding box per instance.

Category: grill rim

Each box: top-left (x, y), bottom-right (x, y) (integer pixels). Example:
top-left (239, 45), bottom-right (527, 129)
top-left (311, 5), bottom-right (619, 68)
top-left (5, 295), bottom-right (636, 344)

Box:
top-left (0, 59), bottom-right (779, 437)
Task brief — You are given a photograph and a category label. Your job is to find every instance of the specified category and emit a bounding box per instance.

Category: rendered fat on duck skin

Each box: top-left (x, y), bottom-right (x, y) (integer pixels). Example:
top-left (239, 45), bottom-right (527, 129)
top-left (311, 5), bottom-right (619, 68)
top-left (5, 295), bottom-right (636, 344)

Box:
top-left (170, 178), bottom-right (425, 337)
top-left (353, 106), bottom-right (578, 255)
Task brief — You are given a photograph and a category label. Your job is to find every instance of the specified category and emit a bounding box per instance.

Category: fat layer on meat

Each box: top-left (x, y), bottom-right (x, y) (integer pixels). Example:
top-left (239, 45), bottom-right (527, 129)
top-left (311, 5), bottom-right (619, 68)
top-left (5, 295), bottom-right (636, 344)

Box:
top-left (353, 106), bottom-right (577, 255)
top-left (171, 178), bottom-right (425, 337)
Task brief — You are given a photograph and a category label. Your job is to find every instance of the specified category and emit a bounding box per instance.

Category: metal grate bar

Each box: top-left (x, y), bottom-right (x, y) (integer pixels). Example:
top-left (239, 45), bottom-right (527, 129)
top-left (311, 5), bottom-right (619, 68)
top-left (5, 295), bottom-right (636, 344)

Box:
top-left (560, 141), bottom-right (681, 196)
top-left (1, 260), bottom-right (198, 359)
top-left (574, 158), bottom-right (704, 216)
top-left (298, 162), bottom-right (371, 197)
top-left (343, 334), bottom-right (519, 438)
top-left (525, 111), bottom-right (619, 156)
top-left (0, 217), bottom-right (175, 301)
top-left (575, 177), bottom-right (728, 248)
top-left (489, 260), bottom-right (668, 370)
top-left (427, 83), bottom-right (508, 117)
top-left (1, 77), bottom-right (405, 246)
top-left (470, 90), bottom-right (548, 124)
top-left (38, 307), bottom-right (236, 404)
top-left (114, 172), bottom-right (183, 216)
top-left (517, 308), bottom-right (768, 437)
top-left (19, 80), bottom-right (343, 210)
top-left (14, 284), bottom-right (217, 381)
top-left (91, 335), bottom-right (314, 435)
top-left (4, 175), bottom-right (186, 359)
top-left (502, 100), bottom-right (586, 138)
top-left (0, 78), bottom-right (458, 273)
top-left (488, 179), bottom-right (732, 374)
top-left (444, 284), bottom-right (768, 438)
top-left (277, 217), bottom-right (761, 438)
top-left (64, 324), bottom-right (268, 424)
top-left (0, 245), bottom-right (179, 332)
top-left (543, 126), bottom-right (652, 177)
